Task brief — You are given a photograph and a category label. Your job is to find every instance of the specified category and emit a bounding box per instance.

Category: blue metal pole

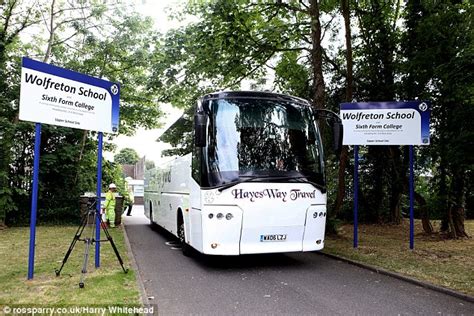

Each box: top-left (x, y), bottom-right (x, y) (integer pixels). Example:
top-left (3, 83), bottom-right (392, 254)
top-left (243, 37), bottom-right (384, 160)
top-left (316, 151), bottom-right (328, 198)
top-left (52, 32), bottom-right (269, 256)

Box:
top-left (95, 132), bottom-right (103, 268)
top-left (409, 145), bottom-right (414, 250)
top-left (28, 123), bottom-right (42, 280)
top-left (353, 145), bottom-right (359, 248)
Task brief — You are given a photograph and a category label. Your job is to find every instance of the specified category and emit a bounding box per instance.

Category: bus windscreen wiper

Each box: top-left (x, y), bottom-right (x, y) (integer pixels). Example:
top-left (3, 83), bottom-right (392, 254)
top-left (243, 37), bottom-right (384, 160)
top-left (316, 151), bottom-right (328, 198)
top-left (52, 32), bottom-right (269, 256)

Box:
top-left (217, 175), bottom-right (326, 193)
top-left (217, 176), bottom-right (272, 192)
top-left (266, 176), bottom-right (327, 193)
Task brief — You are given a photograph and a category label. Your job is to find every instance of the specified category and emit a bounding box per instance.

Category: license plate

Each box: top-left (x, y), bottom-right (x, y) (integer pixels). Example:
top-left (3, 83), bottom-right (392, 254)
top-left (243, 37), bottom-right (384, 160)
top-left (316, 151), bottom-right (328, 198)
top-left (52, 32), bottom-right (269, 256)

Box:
top-left (260, 234), bottom-right (287, 242)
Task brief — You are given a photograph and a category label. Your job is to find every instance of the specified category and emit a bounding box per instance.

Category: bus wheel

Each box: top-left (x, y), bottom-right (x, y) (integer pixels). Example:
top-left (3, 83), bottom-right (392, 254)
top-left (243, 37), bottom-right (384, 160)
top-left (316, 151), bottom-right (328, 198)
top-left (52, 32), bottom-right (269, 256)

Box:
top-left (149, 210), bottom-right (153, 226)
top-left (149, 202), bottom-right (155, 227)
top-left (177, 220), bottom-right (193, 257)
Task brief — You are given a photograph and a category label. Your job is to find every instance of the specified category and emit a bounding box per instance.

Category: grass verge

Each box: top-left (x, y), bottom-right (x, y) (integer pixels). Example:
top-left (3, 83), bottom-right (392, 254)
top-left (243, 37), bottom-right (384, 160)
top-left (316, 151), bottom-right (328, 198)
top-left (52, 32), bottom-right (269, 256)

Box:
top-left (0, 224), bottom-right (141, 309)
top-left (324, 219), bottom-right (474, 296)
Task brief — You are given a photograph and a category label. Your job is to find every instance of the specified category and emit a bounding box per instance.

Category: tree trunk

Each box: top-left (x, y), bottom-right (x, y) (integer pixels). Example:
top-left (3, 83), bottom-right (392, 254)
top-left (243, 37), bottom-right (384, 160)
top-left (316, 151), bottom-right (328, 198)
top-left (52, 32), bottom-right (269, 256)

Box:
top-left (368, 146), bottom-right (384, 222)
top-left (332, 0), bottom-right (353, 216)
top-left (439, 154), bottom-right (449, 232)
top-left (388, 146), bottom-right (403, 224)
top-left (415, 191), bottom-right (433, 234)
top-left (43, 0), bottom-right (56, 63)
top-left (341, 0), bottom-right (353, 103)
top-left (309, 0), bottom-right (325, 110)
top-left (397, 147), bottom-right (433, 233)
top-left (333, 146), bottom-right (348, 214)
top-left (447, 206), bottom-right (457, 239)
top-left (0, 131), bottom-right (12, 226)
top-left (451, 205), bottom-right (469, 238)
top-left (74, 130), bottom-right (88, 184)
top-left (446, 167), bottom-right (469, 238)
top-left (389, 191), bottom-right (402, 224)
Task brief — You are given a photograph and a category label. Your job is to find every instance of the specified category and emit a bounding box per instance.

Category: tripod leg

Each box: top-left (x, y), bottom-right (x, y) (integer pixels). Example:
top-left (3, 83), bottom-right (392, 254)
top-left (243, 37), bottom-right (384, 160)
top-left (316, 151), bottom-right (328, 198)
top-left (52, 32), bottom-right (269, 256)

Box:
top-left (55, 213), bottom-right (89, 276)
top-left (99, 216), bottom-right (129, 274)
top-left (79, 237), bottom-right (92, 288)
top-left (79, 210), bottom-right (97, 288)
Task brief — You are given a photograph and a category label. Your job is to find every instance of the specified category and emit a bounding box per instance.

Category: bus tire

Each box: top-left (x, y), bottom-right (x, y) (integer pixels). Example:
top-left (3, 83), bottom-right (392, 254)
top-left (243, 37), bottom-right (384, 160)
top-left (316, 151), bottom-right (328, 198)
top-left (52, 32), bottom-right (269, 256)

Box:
top-left (177, 217), bottom-right (193, 257)
top-left (182, 240), bottom-right (193, 257)
top-left (149, 202), bottom-right (155, 227)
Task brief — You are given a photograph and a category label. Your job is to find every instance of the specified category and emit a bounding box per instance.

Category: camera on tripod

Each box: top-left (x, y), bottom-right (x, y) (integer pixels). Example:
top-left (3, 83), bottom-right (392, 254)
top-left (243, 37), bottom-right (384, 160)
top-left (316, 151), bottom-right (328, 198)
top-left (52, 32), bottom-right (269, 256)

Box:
top-left (55, 194), bottom-right (128, 288)
top-left (86, 197), bottom-right (96, 211)
top-left (80, 195), bottom-right (99, 216)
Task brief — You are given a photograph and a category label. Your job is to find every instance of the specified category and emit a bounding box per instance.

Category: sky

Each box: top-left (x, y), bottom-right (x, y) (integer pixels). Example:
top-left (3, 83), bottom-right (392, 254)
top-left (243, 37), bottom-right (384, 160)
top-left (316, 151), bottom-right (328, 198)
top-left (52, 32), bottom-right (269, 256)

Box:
top-left (104, 0), bottom-right (186, 164)
top-left (106, 0), bottom-right (269, 165)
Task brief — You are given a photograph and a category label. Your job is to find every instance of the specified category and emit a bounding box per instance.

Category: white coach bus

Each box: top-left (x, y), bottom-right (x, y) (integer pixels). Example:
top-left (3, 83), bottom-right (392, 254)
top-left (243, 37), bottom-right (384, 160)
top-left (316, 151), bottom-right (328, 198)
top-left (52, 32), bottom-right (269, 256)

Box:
top-left (144, 91), bottom-right (342, 256)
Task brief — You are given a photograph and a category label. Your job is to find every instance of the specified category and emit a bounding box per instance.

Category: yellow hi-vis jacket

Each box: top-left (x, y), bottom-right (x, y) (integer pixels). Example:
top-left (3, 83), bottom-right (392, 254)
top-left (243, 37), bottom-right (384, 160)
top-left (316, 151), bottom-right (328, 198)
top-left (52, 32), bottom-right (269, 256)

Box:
top-left (104, 190), bottom-right (116, 211)
top-left (128, 190), bottom-right (134, 205)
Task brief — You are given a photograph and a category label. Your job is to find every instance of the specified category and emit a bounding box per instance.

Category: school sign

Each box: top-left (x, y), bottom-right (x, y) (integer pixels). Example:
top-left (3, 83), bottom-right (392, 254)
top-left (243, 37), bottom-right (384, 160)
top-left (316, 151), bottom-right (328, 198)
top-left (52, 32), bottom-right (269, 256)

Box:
top-left (19, 57), bottom-right (120, 133)
top-left (20, 57), bottom-right (120, 279)
top-left (339, 101), bottom-right (430, 250)
top-left (340, 101), bottom-right (430, 146)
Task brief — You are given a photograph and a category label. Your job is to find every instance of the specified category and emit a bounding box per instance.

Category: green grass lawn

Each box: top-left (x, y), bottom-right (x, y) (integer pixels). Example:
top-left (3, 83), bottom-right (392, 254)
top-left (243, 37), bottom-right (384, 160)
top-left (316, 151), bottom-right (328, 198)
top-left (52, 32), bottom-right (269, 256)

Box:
top-left (0, 224), bottom-right (140, 308)
top-left (324, 219), bottom-right (474, 296)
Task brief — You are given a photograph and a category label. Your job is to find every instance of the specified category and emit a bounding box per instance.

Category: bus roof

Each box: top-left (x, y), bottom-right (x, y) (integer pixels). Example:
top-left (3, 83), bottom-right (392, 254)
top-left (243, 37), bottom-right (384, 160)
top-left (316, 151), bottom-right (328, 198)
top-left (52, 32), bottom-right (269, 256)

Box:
top-left (200, 91), bottom-right (311, 106)
top-left (158, 91), bottom-right (312, 143)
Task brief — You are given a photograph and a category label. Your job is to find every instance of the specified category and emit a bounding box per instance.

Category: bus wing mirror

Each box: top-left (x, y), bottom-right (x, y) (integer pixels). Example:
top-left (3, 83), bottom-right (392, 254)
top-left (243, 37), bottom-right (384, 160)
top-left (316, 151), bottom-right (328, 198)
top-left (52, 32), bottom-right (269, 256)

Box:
top-left (333, 120), bottom-right (343, 158)
top-left (194, 114), bottom-right (207, 147)
top-left (313, 109), bottom-right (344, 158)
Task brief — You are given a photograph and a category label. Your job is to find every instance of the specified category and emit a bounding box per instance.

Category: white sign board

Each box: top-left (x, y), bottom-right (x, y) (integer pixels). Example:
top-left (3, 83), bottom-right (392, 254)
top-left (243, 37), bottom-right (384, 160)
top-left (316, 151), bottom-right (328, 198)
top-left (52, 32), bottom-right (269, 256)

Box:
top-left (19, 57), bottom-right (120, 133)
top-left (340, 101), bottom-right (430, 145)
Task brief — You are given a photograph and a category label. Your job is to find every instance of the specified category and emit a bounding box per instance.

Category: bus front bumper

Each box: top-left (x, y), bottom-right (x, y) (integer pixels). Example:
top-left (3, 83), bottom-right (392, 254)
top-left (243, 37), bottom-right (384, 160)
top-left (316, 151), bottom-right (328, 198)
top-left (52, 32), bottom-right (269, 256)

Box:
top-left (201, 205), bottom-right (327, 255)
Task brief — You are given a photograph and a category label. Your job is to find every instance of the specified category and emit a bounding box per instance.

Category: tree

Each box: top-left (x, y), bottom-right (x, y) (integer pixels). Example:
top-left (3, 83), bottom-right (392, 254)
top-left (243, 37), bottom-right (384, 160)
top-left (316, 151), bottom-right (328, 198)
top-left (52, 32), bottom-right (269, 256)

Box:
top-left (151, 0), bottom-right (343, 154)
top-left (153, 1), bottom-right (338, 100)
top-left (0, 1), bottom-right (163, 225)
top-left (344, 0), bottom-right (403, 224)
top-left (114, 148), bottom-right (140, 165)
top-left (401, 0), bottom-right (473, 237)
top-left (0, 0), bottom-right (41, 226)
top-left (154, 0), bottom-right (473, 239)
top-left (145, 160), bottom-right (155, 170)
top-left (159, 107), bottom-right (194, 157)
top-left (332, 0), bottom-right (353, 216)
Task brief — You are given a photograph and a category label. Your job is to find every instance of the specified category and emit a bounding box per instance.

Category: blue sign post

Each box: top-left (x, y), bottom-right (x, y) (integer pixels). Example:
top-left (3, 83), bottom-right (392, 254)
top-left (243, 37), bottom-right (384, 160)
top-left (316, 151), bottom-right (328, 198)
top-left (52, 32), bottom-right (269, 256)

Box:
top-left (353, 145), bottom-right (359, 249)
top-left (340, 101), bottom-right (430, 250)
top-left (27, 123), bottom-right (42, 280)
top-left (95, 132), bottom-right (103, 268)
top-left (409, 145), bottom-right (415, 249)
top-left (20, 57), bottom-right (120, 279)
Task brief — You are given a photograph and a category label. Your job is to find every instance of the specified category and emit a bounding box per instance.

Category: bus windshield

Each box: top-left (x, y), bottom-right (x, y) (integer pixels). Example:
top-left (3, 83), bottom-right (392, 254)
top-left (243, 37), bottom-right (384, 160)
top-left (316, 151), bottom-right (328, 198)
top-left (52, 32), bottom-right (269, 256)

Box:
top-left (204, 97), bottom-right (324, 187)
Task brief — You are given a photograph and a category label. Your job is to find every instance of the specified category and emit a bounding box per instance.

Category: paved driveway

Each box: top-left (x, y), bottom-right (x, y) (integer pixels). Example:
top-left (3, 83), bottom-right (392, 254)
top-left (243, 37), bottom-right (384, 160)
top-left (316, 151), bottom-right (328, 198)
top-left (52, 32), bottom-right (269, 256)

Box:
top-left (124, 205), bottom-right (473, 315)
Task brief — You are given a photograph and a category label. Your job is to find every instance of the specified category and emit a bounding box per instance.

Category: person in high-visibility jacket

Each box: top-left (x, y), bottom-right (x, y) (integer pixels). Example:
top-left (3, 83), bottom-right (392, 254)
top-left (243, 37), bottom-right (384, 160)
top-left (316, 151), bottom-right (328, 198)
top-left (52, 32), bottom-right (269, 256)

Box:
top-left (103, 183), bottom-right (117, 228)
top-left (125, 186), bottom-right (134, 216)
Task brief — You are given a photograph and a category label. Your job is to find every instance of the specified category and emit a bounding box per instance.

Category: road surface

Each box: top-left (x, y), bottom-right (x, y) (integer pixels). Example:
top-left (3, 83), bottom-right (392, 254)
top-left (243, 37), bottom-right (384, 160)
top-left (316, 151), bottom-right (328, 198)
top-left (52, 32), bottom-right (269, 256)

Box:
top-left (124, 206), bottom-right (473, 315)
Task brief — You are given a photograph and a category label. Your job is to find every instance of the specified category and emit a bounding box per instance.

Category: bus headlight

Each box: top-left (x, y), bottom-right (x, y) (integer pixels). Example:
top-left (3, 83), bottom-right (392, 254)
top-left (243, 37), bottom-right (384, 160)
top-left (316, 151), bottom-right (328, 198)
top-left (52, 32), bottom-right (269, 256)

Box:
top-left (208, 213), bottom-right (214, 219)
top-left (216, 213), bottom-right (224, 219)
top-left (226, 213), bottom-right (233, 220)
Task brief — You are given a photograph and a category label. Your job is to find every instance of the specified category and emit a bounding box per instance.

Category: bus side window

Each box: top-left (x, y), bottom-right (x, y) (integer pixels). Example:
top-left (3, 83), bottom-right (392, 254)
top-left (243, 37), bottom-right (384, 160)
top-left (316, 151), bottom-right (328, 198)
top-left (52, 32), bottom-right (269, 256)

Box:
top-left (192, 146), bottom-right (201, 185)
